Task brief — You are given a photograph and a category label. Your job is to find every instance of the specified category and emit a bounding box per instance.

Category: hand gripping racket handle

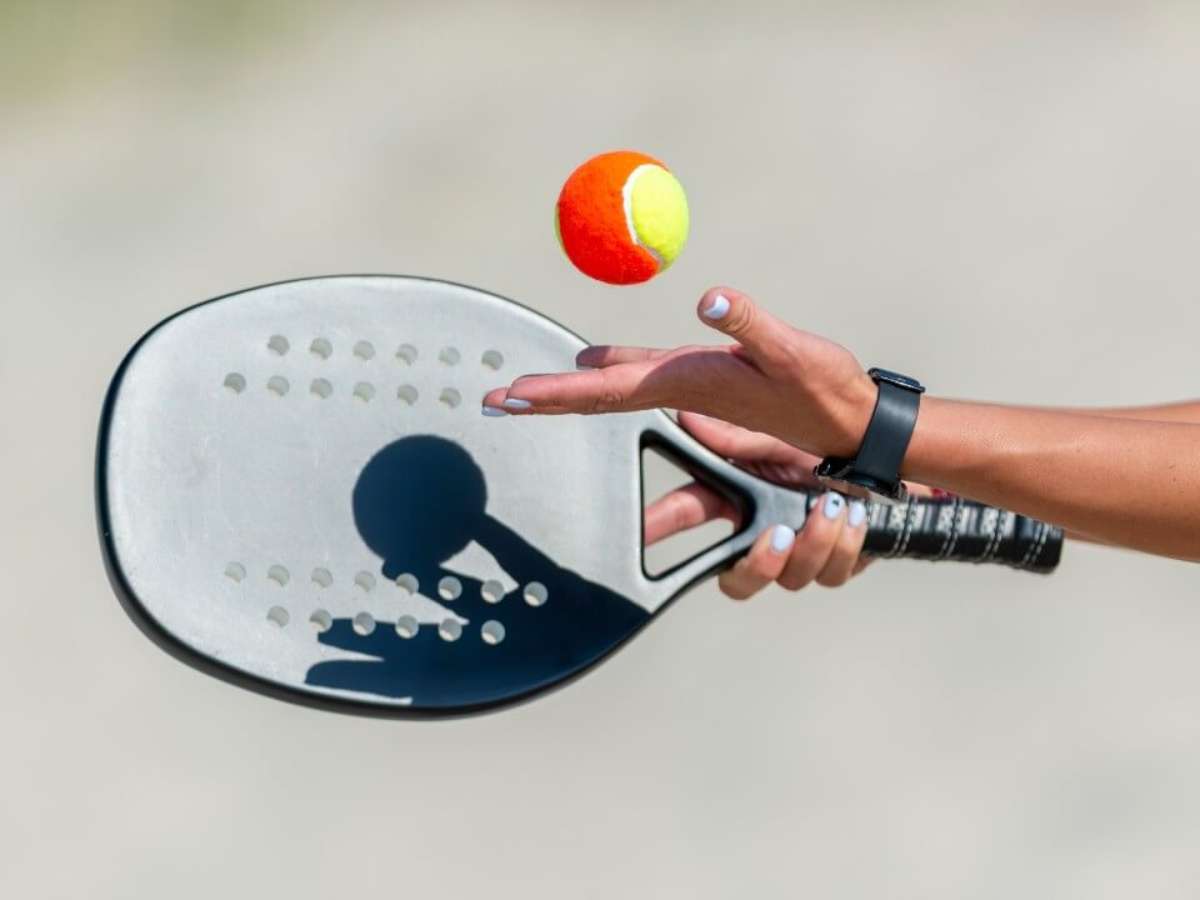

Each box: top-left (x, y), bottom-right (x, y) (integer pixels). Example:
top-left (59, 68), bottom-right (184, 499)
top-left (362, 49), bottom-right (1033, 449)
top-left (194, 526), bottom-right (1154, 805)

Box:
top-left (643, 417), bottom-right (1064, 593)
top-left (858, 495), bottom-right (1062, 573)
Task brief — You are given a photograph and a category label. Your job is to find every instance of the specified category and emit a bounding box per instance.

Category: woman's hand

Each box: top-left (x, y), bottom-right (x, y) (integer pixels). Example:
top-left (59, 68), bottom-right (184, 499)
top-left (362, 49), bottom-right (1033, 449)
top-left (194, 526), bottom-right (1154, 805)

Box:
top-left (481, 286), bottom-right (878, 460)
top-left (480, 284), bottom-right (883, 600)
top-left (645, 412), bottom-right (874, 600)
top-left (484, 284), bottom-right (1200, 562)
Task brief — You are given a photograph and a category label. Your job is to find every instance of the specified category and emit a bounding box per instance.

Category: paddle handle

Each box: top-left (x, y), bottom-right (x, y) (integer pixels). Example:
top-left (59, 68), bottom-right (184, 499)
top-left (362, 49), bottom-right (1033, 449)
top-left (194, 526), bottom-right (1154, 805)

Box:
top-left (784, 493), bottom-right (1061, 573)
top-left (854, 495), bottom-right (1061, 573)
top-left (642, 417), bottom-right (1064, 586)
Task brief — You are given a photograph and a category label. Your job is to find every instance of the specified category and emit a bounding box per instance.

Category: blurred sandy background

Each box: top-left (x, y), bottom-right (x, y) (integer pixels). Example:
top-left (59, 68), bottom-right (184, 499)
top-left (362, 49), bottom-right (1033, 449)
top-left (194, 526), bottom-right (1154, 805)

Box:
top-left (4, 2), bottom-right (1200, 897)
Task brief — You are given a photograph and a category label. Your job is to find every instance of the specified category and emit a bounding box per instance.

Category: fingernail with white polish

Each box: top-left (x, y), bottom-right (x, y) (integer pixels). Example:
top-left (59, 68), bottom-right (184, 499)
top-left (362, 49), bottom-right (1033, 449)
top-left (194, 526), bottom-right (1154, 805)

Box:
top-left (503, 398), bottom-right (532, 410)
top-left (481, 406), bottom-right (508, 417)
top-left (848, 499), bottom-right (867, 528)
top-left (703, 293), bottom-right (730, 319)
top-left (823, 493), bottom-right (845, 519)
top-left (770, 524), bottom-right (796, 553)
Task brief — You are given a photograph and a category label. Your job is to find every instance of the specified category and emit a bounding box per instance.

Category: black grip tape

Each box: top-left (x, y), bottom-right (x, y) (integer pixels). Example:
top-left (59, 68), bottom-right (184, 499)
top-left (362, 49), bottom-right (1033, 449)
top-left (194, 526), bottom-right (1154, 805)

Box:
top-left (859, 496), bottom-right (1062, 573)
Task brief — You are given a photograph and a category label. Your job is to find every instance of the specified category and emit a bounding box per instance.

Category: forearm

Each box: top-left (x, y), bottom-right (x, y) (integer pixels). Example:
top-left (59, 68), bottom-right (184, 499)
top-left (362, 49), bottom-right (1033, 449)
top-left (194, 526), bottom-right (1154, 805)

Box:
top-left (904, 399), bottom-right (1200, 561)
top-left (1016, 401), bottom-right (1198, 547)
top-left (1065, 400), bottom-right (1200, 424)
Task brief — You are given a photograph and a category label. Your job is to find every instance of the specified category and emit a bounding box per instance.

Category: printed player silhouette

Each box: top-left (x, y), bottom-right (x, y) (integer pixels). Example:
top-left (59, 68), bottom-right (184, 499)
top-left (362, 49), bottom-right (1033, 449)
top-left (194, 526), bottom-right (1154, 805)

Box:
top-left (305, 435), bottom-right (650, 708)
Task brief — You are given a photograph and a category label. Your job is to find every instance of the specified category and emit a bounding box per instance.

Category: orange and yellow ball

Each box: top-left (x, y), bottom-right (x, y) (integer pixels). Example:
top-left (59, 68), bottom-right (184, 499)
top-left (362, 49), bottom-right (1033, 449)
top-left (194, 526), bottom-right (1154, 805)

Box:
top-left (555, 150), bottom-right (690, 285)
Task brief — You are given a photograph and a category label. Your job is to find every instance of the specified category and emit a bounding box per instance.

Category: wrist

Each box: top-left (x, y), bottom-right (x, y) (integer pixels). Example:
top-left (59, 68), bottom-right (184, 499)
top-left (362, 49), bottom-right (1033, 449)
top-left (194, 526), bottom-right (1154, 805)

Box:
top-left (901, 396), bottom-right (988, 488)
top-left (830, 372), bottom-right (879, 458)
top-left (814, 368), bottom-right (926, 503)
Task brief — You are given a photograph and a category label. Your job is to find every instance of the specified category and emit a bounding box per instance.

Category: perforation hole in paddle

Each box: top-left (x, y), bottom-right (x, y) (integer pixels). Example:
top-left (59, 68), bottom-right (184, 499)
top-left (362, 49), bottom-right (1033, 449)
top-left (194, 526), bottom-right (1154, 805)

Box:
top-left (523, 582), bottom-right (548, 607)
top-left (395, 615), bottom-right (419, 639)
top-left (481, 580), bottom-right (504, 604)
top-left (352, 612), bottom-right (376, 636)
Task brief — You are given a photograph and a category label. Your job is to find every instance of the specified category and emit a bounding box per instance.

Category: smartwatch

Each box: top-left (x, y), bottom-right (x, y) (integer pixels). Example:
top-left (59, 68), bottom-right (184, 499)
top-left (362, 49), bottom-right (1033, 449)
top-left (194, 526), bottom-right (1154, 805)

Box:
top-left (814, 368), bottom-right (925, 503)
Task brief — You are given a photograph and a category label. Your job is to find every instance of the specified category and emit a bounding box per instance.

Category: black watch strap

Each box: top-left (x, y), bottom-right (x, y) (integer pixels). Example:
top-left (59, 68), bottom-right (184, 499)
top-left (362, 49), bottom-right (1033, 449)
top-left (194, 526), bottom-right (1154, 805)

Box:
top-left (815, 368), bottom-right (924, 502)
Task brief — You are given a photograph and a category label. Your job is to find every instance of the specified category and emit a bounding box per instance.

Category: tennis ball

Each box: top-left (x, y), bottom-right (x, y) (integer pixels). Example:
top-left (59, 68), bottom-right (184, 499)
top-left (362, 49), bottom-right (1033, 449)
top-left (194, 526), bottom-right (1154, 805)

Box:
top-left (555, 150), bottom-right (689, 285)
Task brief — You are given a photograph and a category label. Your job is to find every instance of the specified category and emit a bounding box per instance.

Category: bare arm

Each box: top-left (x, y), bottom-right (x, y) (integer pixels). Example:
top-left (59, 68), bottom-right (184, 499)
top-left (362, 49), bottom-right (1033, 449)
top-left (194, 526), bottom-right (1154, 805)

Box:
top-left (1024, 401), bottom-right (1200, 547)
top-left (905, 401), bottom-right (1200, 560)
top-left (485, 287), bottom-right (1200, 563)
top-left (1068, 401), bottom-right (1200, 424)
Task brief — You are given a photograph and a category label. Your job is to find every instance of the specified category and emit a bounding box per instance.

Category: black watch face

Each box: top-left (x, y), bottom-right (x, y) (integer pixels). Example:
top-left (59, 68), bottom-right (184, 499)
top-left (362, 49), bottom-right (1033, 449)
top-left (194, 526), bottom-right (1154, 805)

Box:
top-left (868, 368), bottom-right (925, 393)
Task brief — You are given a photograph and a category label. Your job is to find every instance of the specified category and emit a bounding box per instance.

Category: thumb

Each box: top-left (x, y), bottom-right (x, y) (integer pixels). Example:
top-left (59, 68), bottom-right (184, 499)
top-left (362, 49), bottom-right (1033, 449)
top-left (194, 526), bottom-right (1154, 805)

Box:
top-left (696, 286), bottom-right (795, 369)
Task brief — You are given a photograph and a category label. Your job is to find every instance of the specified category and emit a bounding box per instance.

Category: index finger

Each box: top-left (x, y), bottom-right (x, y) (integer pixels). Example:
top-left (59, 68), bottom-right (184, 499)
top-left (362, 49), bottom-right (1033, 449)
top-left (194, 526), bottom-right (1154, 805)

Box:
top-left (481, 361), bottom-right (664, 415)
top-left (482, 345), bottom-right (763, 417)
top-left (644, 482), bottom-right (739, 546)
top-left (575, 345), bottom-right (671, 368)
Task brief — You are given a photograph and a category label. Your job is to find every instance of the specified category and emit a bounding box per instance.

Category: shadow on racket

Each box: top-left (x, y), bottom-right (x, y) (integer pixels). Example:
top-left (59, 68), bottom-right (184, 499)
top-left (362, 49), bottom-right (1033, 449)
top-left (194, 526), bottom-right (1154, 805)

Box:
top-left (305, 435), bottom-right (650, 708)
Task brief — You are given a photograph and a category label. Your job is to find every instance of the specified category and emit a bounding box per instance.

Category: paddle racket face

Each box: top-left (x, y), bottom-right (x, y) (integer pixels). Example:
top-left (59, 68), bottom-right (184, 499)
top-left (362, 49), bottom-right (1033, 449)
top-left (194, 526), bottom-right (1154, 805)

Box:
top-left (97, 276), bottom-right (1061, 717)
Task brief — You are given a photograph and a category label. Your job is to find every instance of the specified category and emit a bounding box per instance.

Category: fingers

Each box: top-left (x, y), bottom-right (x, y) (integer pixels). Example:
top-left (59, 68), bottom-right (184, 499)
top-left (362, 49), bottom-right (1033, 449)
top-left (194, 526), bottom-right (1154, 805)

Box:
top-left (482, 345), bottom-right (762, 417)
top-left (814, 499), bottom-right (869, 587)
top-left (481, 361), bottom-right (662, 415)
top-left (676, 411), bottom-right (807, 465)
top-left (644, 482), bottom-right (739, 547)
top-left (697, 286), bottom-right (798, 371)
top-left (483, 285), bottom-right (797, 418)
top-left (577, 286), bottom-right (798, 373)
top-left (739, 458), bottom-right (824, 491)
top-left (714, 495), bottom-right (872, 602)
top-left (776, 493), bottom-right (848, 590)
top-left (776, 494), bottom-right (868, 590)
top-left (904, 481), bottom-right (937, 498)
top-left (575, 346), bottom-right (670, 368)
top-left (851, 554), bottom-right (875, 577)
top-left (718, 524), bottom-right (796, 601)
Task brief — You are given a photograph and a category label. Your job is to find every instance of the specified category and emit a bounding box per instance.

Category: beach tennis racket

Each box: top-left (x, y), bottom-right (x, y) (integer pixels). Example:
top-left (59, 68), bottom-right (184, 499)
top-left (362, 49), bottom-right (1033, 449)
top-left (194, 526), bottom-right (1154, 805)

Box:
top-left (96, 276), bottom-right (1063, 717)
